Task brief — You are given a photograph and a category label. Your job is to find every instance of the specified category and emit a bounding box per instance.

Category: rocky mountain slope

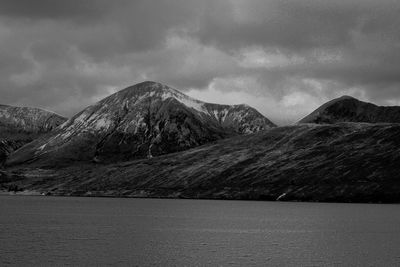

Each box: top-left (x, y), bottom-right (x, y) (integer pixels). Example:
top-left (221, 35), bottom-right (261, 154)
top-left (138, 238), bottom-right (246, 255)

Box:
top-left (299, 96), bottom-right (400, 124)
top-left (3, 122), bottom-right (400, 203)
top-left (0, 105), bottom-right (67, 165)
top-left (0, 104), bottom-right (66, 132)
top-left (7, 81), bottom-right (275, 166)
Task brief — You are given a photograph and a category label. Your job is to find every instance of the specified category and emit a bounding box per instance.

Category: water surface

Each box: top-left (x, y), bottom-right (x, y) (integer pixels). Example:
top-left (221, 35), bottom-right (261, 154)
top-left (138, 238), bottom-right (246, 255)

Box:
top-left (1, 196), bottom-right (400, 266)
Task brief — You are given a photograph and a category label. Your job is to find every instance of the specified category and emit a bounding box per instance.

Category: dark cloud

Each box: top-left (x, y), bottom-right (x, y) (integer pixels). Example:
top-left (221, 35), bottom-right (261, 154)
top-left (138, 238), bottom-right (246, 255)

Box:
top-left (0, 0), bottom-right (400, 123)
top-left (194, 1), bottom-right (358, 51)
top-left (0, 0), bottom-right (117, 21)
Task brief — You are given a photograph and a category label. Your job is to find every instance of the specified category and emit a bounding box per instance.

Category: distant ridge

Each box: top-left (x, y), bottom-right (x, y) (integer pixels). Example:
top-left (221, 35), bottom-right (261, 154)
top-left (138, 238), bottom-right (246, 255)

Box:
top-left (0, 104), bottom-right (67, 165)
top-left (0, 104), bottom-right (66, 133)
top-left (299, 96), bottom-right (400, 124)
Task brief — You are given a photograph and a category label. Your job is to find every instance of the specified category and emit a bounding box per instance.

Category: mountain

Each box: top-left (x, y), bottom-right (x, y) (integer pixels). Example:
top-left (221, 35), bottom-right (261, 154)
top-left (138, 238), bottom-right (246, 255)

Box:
top-left (0, 104), bottom-right (66, 132)
top-left (299, 96), bottom-right (400, 124)
top-left (4, 122), bottom-right (400, 203)
top-left (0, 105), bottom-right (67, 165)
top-left (7, 81), bottom-right (275, 166)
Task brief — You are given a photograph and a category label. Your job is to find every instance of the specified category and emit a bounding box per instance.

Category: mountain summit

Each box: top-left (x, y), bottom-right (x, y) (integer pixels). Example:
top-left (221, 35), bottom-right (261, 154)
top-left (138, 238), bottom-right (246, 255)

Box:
top-left (8, 81), bottom-right (275, 165)
top-left (299, 96), bottom-right (400, 124)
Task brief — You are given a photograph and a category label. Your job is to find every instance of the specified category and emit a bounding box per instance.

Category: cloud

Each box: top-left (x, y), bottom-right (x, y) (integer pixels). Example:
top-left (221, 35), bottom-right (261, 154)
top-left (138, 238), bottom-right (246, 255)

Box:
top-left (0, 0), bottom-right (400, 123)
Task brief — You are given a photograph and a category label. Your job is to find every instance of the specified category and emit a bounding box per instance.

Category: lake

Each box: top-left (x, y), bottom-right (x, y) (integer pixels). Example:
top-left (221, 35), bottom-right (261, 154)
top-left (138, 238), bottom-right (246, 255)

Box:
top-left (1, 196), bottom-right (400, 266)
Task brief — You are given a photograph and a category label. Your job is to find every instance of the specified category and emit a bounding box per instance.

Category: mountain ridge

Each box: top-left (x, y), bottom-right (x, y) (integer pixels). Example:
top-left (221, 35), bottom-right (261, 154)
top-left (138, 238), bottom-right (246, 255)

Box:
top-left (3, 91), bottom-right (400, 203)
top-left (299, 96), bottom-right (400, 124)
top-left (0, 104), bottom-right (67, 165)
top-left (7, 81), bottom-right (275, 166)
top-left (0, 104), bottom-right (66, 133)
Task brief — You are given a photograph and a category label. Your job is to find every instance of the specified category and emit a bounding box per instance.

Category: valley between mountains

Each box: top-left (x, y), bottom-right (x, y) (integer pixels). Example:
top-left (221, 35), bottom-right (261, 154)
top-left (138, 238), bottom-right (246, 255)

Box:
top-left (1, 81), bottom-right (400, 203)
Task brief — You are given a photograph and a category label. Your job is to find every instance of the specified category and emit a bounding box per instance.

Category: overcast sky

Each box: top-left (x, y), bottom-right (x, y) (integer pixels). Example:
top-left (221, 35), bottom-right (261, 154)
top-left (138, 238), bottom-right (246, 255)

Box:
top-left (1, 0), bottom-right (400, 124)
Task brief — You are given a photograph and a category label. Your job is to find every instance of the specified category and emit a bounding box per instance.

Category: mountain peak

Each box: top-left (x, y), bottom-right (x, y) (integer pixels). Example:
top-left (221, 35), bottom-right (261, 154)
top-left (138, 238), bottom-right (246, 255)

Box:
top-left (117, 81), bottom-right (169, 96)
top-left (299, 95), bottom-right (400, 124)
top-left (337, 95), bottom-right (356, 100)
top-left (316, 95), bottom-right (358, 108)
top-left (8, 81), bottom-right (275, 166)
top-left (112, 81), bottom-right (191, 101)
top-left (129, 81), bottom-right (170, 92)
top-left (137, 80), bottom-right (161, 86)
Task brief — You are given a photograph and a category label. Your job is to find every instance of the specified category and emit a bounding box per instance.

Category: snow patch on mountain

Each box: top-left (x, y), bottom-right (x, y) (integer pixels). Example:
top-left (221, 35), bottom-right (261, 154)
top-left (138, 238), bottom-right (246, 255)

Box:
top-left (158, 85), bottom-right (207, 113)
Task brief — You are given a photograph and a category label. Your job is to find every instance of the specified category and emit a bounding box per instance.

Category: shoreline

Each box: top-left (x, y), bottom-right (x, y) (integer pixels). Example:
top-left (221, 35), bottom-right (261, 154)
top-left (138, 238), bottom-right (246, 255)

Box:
top-left (1, 190), bottom-right (397, 205)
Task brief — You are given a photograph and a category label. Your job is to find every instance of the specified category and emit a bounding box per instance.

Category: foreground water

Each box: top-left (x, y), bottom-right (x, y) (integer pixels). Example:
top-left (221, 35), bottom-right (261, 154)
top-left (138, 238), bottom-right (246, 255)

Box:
top-left (1, 196), bottom-right (400, 266)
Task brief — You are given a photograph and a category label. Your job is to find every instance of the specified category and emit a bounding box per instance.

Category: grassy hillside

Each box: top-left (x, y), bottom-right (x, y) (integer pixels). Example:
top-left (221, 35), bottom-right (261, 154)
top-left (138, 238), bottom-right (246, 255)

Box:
top-left (3, 123), bottom-right (400, 203)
